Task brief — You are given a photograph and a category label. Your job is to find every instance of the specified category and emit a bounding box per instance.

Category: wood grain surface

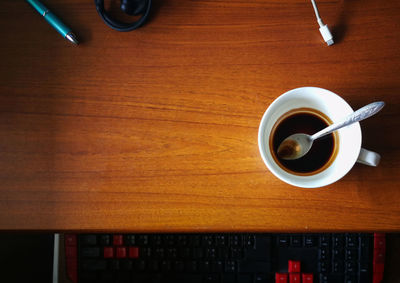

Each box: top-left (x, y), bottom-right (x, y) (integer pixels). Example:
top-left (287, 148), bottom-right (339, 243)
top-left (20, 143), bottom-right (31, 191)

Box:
top-left (0, 0), bottom-right (399, 232)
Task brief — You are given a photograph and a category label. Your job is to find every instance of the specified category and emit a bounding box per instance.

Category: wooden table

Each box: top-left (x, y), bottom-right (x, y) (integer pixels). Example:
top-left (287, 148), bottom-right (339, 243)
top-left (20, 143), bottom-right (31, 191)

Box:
top-left (0, 0), bottom-right (399, 232)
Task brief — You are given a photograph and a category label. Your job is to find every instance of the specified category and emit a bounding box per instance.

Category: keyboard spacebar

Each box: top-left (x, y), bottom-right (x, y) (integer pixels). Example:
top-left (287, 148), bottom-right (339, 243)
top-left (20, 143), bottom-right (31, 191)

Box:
top-left (238, 261), bottom-right (271, 272)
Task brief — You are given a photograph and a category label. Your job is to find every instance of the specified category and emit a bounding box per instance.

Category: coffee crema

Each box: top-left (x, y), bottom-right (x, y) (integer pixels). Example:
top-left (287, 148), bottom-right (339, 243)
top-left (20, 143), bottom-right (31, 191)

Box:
top-left (269, 108), bottom-right (339, 175)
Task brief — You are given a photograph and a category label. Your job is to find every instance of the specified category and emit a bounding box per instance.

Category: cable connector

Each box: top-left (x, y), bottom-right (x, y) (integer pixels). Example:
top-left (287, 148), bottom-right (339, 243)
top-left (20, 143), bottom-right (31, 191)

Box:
top-left (319, 24), bottom-right (334, 46)
top-left (311, 0), bottom-right (334, 46)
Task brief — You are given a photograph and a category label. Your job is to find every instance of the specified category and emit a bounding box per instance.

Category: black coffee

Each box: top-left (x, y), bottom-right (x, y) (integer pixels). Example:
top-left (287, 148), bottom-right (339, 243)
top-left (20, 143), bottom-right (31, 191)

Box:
top-left (270, 108), bottom-right (338, 175)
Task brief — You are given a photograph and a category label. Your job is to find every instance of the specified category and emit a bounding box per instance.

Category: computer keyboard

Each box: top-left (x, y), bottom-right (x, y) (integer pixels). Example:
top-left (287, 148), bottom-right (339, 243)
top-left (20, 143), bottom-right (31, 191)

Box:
top-left (64, 233), bottom-right (385, 283)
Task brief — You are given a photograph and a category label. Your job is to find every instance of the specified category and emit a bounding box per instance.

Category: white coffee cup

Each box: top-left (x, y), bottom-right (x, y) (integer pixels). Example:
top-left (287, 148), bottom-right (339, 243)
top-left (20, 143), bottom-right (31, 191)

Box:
top-left (258, 87), bottom-right (381, 188)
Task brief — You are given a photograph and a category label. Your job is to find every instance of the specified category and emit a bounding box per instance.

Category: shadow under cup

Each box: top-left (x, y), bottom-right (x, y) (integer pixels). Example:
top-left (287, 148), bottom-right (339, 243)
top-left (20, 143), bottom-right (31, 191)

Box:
top-left (258, 87), bottom-right (362, 188)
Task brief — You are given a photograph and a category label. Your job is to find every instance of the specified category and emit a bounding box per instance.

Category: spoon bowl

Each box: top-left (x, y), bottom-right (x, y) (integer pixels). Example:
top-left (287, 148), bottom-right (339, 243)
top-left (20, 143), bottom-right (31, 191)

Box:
top-left (277, 101), bottom-right (385, 160)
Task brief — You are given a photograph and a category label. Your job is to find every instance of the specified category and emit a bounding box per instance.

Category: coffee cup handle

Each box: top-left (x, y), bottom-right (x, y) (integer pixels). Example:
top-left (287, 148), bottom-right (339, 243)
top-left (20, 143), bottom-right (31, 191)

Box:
top-left (357, 148), bottom-right (381, 166)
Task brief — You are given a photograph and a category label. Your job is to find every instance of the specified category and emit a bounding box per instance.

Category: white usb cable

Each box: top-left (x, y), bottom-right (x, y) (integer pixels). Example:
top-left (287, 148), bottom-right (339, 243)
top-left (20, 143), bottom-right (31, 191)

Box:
top-left (311, 0), bottom-right (334, 46)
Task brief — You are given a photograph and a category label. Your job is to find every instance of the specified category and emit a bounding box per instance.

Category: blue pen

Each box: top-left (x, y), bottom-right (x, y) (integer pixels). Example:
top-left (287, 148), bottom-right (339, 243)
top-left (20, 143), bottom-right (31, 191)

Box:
top-left (26, 0), bottom-right (78, 45)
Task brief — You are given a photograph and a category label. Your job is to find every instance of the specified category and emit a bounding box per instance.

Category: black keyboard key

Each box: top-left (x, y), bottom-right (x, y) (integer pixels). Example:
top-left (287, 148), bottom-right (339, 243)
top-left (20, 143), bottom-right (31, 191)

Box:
top-left (149, 260), bottom-right (159, 272)
top-left (230, 247), bottom-right (244, 259)
top-left (345, 249), bottom-right (358, 261)
top-left (319, 273), bottom-right (329, 283)
top-left (142, 247), bottom-right (152, 258)
top-left (134, 260), bottom-right (146, 271)
top-left (278, 235), bottom-right (289, 247)
top-left (165, 235), bottom-right (176, 246)
top-left (191, 235), bottom-right (202, 247)
top-left (185, 261), bottom-right (198, 272)
top-left (359, 271), bottom-right (370, 283)
top-left (345, 274), bottom-right (357, 283)
top-left (319, 247), bottom-right (330, 260)
top-left (164, 274), bottom-right (202, 283)
top-left (99, 234), bottom-right (111, 246)
top-left (110, 259), bottom-right (120, 270)
top-left (179, 247), bottom-right (191, 258)
top-left (332, 260), bottom-right (344, 273)
top-left (332, 234), bottom-right (344, 249)
top-left (99, 270), bottom-right (113, 281)
top-left (133, 275), bottom-right (152, 283)
top-left (290, 235), bottom-right (303, 247)
top-left (319, 273), bottom-right (344, 283)
top-left (345, 261), bottom-right (357, 273)
top-left (154, 247), bottom-right (165, 259)
top-left (212, 260), bottom-right (224, 272)
top-left (229, 235), bottom-right (242, 246)
top-left (254, 273), bottom-right (269, 283)
top-left (80, 271), bottom-right (97, 282)
top-left (199, 260), bottom-right (211, 272)
top-left (166, 247), bottom-right (178, 259)
top-left (81, 247), bottom-right (101, 258)
top-left (359, 260), bottom-right (369, 273)
top-left (246, 236), bottom-right (271, 260)
top-left (318, 261), bottom-right (330, 273)
top-left (219, 247), bottom-right (230, 259)
top-left (161, 260), bottom-right (172, 272)
top-left (81, 259), bottom-right (107, 271)
top-left (193, 247), bottom-right (204, 259)
top-left (204, 273), bottom-right (220, 283)
top-left (205, 247), bottom-right (218, 259)
top-left (238, 261), bottom-right (271, 273)
top-left (82, 235), bottom-right (97, 246)
top-left (215, 235), bottom-right (227, 246)
top-left (203, 235), bottom-right (215, 246)
top-left (237, 273), bottom-right (253, 283)
top-left (125, 235), bottom-right (136, 246)
top-left (146, 273), bottom-right (163, 283)
top-left (221, 274), bottom-right (235, 283)
top-left (244, 235), bottom-right (256, 248)
top-left (174, 260), bottom-right (185, 272)
top-left (177, 235), bottom-right (189, 246)
top-left (346, 234), bottom-right (358, 248)
top-left (115, 271), bottom-right (131, 282)
top-left (151, 235), bottom-right (163, 246)
top-left (138, 235), bottom-right (149, 246)
top-left (332, 248), bottom-right (344, 261)
top-left (319, 235), bottom-right (331, 248)
top-left (304, 235), bottom-right (317, 247)
top-left (121, 259), bottom-right (134, 270)
top-left (225, 260), bottom-right (236, 272)
top-left (359, 236), bottom-right (371, 261)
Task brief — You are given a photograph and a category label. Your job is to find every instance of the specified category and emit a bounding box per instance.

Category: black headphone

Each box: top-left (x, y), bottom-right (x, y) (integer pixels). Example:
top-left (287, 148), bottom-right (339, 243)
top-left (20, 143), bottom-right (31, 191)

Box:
top-left (95, 0), bottom-right (152, 32)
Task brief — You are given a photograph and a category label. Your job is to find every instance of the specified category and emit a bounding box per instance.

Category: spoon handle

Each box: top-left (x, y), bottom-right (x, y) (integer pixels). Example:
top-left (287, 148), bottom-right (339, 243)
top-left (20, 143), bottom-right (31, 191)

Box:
top-left (311, 101), bottom-right (385, 140)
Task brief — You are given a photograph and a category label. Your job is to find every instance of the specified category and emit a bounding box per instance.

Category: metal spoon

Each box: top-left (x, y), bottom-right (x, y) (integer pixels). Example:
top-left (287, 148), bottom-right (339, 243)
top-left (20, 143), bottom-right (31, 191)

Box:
top-left (277, 101), bottom-right (385, 160)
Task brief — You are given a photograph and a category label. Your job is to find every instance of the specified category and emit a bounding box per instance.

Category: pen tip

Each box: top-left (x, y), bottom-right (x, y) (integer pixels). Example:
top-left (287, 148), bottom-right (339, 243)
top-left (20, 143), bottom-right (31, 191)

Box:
top-left (66, 32), bottom-right (79, 45)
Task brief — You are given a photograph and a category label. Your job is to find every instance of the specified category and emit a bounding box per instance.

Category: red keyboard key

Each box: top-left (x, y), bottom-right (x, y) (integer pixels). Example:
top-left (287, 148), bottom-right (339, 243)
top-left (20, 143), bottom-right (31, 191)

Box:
top-left (302, 273), bottom-right (314, 283)
top-left (289, 273), bottom-right (300, 283)
top-left (373, 262), bottom-right (384, 273)
top-left (66, 258), bottom-right (78, 283)
top-left (374, 233), bottom-right (386, 263)
top-left (65, 234), bottom-right (78, 283)
top-left (288, 260), bottom-right (301, 273)
top-left (128, 246), bottom-right (140, 258)
top-left (65, 234), bottom-right (77, 247)
top-left (374, 234), bottom-right (385, 250)
top-left (116, 246), bottom-right (127, 258)
top-left (275, 273), bottom-right (288, 283)
top-left (374, 249), bottom-right (386, 263)
top-left (65, 246), bottom-right (77, 258)
top-left (373, 272), bottom-right (384, 283)
top-left (104, 247), bottom-right (114, 258)
top-left (113, 235), bottom-right (124, 246)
